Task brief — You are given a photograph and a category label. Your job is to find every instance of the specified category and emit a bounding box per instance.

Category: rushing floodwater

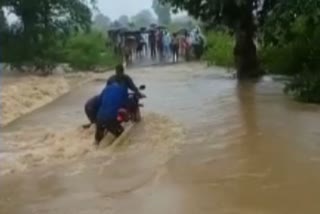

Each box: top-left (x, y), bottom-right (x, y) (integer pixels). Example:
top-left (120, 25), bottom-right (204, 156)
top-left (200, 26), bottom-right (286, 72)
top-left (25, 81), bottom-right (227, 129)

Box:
top-left (1, 63), bottom-right (320, 214)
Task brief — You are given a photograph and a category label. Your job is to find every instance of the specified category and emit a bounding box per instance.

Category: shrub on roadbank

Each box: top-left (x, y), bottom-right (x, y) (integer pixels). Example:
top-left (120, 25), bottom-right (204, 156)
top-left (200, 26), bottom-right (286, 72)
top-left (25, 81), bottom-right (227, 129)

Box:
top-left (261, 16), bottom-right (320, 103)
top-left (262, 41), bottom-right (320, 103)
top-left (1, 29), bottom-right (119, 73)
top-left (63, 32), bottom-right (121, 71)
top-left (203, 31), bottom-right (234, 68)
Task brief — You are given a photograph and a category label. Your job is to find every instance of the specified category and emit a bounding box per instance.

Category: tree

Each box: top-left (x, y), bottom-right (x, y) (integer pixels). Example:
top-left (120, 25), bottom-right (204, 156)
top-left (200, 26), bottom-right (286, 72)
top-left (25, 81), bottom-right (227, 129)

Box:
top-left (261, 0), bottom-right (320, 102)
top-left (152, 0), bottom-right (171, 25)
top-left (262, 0), bottom-right (320, 46)
top-left (168, 15), bottom-right (197, 31)
top-left (110, 20), bottom-right (122, 29)
top-left (94, 13), bottom-right (111, 31)
top-left (0, 8), bottom-right (8, 32)
top-left (0, 8), bottom-right (9, 59)
top-left (131, 9), bottom-right (156, 28)
top-left (1, 0), bottom-right (94, 70)
top-left (161, 0), bottom-right (278, 79)
top-left (117, 15), bottom-right (130, 27)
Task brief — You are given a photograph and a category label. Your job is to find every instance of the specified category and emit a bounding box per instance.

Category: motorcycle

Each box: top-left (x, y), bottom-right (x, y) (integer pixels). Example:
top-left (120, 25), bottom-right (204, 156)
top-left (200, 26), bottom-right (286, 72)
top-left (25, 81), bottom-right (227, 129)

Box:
top-left (117, 84), bottom-right (146, 124)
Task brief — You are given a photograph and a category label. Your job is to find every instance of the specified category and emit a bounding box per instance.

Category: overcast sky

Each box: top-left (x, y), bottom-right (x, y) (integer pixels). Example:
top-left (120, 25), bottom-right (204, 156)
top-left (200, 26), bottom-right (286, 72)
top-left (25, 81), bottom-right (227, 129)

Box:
top-left (97, 0), bottom-right (154, 20)
top-left (6, 0), bottom-right (185, 23)
top-left (96, 0), bottom-right (186, 20)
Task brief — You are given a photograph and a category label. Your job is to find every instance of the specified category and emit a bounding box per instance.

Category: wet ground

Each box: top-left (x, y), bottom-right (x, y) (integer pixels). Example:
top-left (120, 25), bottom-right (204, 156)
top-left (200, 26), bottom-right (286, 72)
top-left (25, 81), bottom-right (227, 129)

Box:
top-left (1, 63), bottom-right (320, 214)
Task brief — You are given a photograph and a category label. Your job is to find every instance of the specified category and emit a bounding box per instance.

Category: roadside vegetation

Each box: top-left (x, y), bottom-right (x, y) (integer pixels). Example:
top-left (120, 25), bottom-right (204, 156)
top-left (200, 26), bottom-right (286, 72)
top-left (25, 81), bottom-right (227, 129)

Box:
top-left (203, 31), bottom-right (234, 68)
top-left (0, 0), bottom-right (119, 74)
top-left (260, 1), bottom-right (320, 103)
top-left (1, 0), bottom-right (320, 103)
top-left (64, 32), bottom-right (120, 71)
top-left (161, 0), bottom-right (320, 103)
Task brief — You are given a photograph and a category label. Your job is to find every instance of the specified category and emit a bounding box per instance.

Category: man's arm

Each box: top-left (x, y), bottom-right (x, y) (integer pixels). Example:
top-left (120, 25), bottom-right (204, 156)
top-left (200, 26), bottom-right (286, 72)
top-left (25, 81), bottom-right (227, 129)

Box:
top-left (125, 75), bottom-right (139, 93)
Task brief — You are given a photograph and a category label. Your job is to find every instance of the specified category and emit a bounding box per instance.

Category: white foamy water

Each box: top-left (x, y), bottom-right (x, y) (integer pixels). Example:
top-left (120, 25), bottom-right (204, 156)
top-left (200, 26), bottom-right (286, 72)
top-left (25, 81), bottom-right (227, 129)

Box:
top-left (1, 113), bottom-right (185, 175)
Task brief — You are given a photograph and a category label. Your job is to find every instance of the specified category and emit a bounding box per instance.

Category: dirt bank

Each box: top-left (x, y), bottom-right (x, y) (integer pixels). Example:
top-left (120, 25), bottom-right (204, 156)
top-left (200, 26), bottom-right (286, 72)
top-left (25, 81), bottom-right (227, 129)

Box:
top-left (0, 73), bottom-right (95, 127)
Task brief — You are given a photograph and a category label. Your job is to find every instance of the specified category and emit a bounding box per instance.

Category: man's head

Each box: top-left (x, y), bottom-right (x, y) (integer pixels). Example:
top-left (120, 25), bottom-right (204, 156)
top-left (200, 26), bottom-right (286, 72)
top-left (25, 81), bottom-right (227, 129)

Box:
top-left (115, 64), bottom-right (124, 76)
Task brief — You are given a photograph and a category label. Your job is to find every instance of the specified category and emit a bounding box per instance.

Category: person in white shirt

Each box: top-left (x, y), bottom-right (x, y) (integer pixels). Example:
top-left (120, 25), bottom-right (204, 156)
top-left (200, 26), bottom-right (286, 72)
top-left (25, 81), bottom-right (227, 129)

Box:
top-left (142, 32), bottom-right (149, 56)
top-left (163, 31), bottom-right (172, 58)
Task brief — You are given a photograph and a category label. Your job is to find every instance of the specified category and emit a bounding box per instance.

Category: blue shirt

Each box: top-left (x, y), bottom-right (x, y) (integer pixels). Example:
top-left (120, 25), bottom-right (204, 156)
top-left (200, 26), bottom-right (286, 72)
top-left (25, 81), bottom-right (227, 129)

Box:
top-left (96, 84), bottom-right (128, 122)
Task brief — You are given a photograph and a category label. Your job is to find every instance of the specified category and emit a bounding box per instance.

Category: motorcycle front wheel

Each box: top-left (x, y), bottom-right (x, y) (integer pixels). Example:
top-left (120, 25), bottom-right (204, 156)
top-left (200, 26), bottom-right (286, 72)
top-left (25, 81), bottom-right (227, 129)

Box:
top-left (132, 107), bottom-right (141, 122)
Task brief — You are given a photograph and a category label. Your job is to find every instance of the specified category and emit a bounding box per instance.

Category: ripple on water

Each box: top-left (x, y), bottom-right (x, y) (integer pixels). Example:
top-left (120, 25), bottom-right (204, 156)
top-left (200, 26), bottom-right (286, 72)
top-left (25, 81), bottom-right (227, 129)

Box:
top-left (0, 113), bottom-right (186, 176)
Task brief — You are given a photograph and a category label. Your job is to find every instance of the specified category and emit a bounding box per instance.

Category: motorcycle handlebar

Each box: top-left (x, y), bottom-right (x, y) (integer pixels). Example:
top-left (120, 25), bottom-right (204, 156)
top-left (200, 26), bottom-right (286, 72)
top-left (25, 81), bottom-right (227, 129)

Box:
top-left (129, 91), bottom-right (146, 99)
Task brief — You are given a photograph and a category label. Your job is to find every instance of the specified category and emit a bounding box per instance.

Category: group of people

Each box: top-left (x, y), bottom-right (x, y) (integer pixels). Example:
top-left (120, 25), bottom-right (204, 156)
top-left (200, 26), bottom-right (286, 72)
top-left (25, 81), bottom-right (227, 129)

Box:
top-left (110, 26), bottom-right (206, 65)
top-left (142, 27), bottom-right (206, 62)
top-left (83, 64), bottom-right (144, 146)
top-left (146, 29), bottom-right (180, 62)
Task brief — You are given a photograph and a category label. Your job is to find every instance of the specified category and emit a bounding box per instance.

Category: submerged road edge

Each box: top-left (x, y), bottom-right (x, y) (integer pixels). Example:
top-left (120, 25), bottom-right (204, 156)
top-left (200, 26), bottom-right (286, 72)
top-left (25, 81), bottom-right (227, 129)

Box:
top-left (1, 76), bottom-right (97, 128)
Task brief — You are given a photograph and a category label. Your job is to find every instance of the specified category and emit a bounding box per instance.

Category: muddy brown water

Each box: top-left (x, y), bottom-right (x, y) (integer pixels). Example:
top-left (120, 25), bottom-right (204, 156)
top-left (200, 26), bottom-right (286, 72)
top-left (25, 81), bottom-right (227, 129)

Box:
top-left (1, 64), bottom-right (320, 214)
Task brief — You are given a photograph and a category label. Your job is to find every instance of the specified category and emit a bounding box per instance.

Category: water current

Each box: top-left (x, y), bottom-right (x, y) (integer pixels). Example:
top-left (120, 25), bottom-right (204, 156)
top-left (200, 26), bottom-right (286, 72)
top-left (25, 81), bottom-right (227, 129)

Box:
top-left (1, 63), bottom-right (320, 214)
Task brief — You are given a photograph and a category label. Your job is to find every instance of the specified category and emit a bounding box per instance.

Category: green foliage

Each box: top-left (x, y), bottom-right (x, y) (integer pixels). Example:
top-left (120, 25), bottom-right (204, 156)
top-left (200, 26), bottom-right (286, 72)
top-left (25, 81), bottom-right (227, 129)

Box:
top-left (162, 0), bottom-right (275, 79)
top-left (0, 0), bottom-right (93, 71)
top-left (284, 69), bottom-right (320, 103)
top-left (263, 40), bottom-right (320, 102)
top-left (1, 0), bottom-right (118, 72)
top-left (204, 31), bottom-right (234, 68)
top-left (161, 0), bottom-right (275, 28)
top-left (260, 42), bottom-right (307, 76)
top-left (64, 32), bottom-right (120, 70)
top-left (262, 0), bottom-right (320, 46)
top-left (152, 0), bottom-right (171, 25)
top-left (163, 0), bottom-right (320, 101)
top-left (0, 8), bottom-right (7, 32)
top-left (261, 9), bottom-right (320, 103)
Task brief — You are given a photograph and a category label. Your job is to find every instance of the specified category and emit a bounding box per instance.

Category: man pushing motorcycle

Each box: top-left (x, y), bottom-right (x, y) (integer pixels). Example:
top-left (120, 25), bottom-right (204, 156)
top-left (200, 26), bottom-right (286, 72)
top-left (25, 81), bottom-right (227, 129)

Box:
top-left (107, 64), bottom-right (143, 96)
top-left (94, 81), bottom-right (128, 146)
top-left (83, 64), bottom-right (145, 146)
top-left (83, 64), bottom-right (144, 126)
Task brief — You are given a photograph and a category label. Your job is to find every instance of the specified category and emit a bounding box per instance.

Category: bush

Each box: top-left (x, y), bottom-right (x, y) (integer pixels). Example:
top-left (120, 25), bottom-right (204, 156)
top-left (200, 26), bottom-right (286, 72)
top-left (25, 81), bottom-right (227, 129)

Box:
top-left (203, 31), bottom-right (234, 67)
top-left (1, 27), bottom-right (119, 72)
top-left (261, 21), bottom-right (320, 103)
top-left (260, 41), bottom-right (310, 76)
top-left (63, 31), bottom-right (120, 70)
top-left (284, 69), bottom-right (320, 103)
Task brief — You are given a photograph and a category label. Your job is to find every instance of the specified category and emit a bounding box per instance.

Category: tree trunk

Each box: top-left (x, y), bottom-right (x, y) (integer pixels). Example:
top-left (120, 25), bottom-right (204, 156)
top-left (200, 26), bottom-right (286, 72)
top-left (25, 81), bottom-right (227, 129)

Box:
top-left (233, 3), bottom-right (262, 80)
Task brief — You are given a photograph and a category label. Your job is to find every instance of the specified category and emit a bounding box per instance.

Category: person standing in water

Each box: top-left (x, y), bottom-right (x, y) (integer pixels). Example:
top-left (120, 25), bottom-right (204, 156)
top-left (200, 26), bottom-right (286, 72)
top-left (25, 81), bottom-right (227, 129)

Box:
top-left (157, 29), bottom-right (164, 61)
top-left (149, 30), bottom-right (156, 60)
top-left (163, 31), bottom-right (172, 59)
top-left (171, 33), bottom-right (179, 63)
top-left (142, 31), bottom-right (149, 57)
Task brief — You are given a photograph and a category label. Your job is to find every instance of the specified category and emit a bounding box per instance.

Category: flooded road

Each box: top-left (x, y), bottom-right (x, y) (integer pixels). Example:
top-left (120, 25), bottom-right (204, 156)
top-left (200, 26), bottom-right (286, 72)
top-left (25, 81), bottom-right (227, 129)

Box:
top-left (1, 63), bottom-right (320, 214)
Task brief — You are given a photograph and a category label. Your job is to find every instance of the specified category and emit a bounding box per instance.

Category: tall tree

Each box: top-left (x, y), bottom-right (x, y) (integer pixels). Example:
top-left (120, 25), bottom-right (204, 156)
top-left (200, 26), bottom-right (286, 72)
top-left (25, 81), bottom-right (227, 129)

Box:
top-left (0, 8), bottom-right (8, 33)
top-left (170, 15), bottom-right (197, 30)
top-left (261, 0), bottom-right (320, 102)
top-left (94, 13), bottom-right (111, 31)
top-left (161, 0), bottom-right (278, 79)
top-left (131, 9), bottom-right (156, 27)
top-left (117, 15), bottom-right (130, 27)
top-left (262, 0), bottom-right (320, 46)
top-left (152, 0), bottom-right (171, 25)
top-left (1, 0), bottom-right (93, 69)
